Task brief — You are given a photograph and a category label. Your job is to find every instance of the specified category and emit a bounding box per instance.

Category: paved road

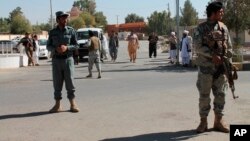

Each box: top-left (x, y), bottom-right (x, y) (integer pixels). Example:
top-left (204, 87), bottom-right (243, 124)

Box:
top-left (0, 41), bottom-right (249, 141)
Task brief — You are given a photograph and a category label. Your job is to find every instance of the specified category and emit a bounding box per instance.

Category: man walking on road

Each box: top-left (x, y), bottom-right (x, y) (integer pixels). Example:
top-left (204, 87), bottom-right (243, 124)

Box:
top-left (127, 31), bottom-right (139, 63)
top-left (109, 30), bottom-right (119, 62)
top-left (47, 11), bottom-right (79, 113)
top-left (194, 2), bottom-right (232, 133)
top-left (86, 30), bottom-right (102, 79)
top-left (148, 32), bottom-right (158, 58)
top-left (16, 32), bottom-right (35, 66)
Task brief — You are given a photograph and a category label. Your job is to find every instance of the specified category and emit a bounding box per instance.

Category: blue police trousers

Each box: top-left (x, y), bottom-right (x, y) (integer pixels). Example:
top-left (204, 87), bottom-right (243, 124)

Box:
top-left (52, 57), bottom-right (75, 100)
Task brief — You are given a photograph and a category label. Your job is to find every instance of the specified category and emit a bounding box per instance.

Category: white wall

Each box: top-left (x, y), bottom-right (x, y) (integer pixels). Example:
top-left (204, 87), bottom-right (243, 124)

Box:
top-left (0, 34), bottom-right (48, 40)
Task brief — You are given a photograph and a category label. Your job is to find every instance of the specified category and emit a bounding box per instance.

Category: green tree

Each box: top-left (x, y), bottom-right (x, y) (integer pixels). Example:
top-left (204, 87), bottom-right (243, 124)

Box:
top-left (8, 7), bottom-right (32, 34)
top-left (79, 12), bottom-right (95, 27)
top-left (10, 14), bottom-right (32, 34)
top-left (125, 13), bottom-right (144, 23)
top-left (74, 0), bottom-right (96, 15)
top-left (39, 23), bottom-right (51, 32)
top-left (180, 0), bottom-right (198, 26)
top-left (94, 12), bottom-right (107, 28)
top-left (147, 11), bottom-right (174, 35)
top-left (223, 0), bottom-right (250, 42)
top-left (68, 17), bottom-right (86, 29)
top-left (32, 25), bottom-right (42, 34)
top-left (0, 18), bottom-right (9, 33)
top-left (8, 7), bottom-right (23, 23)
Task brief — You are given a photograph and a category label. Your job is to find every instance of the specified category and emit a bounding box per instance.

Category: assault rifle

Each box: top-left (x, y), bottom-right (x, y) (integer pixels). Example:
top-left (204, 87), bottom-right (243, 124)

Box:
top-left (197, 52), bottom-right (239, 99)
top-left (219, 24), bottom-right (239, 99)
top-left (221, 56), bottom-right (239, 99)
top-left (198, 21), bottom-right (239, 99)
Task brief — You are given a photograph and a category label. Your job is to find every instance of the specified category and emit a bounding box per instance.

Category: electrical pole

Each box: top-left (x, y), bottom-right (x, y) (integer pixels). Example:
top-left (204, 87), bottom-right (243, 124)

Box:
top-left (50, 0), bottom-right (53, 29)
top-left (176, 0), bottom-right (180, 65)
top-left (116, 15), bottom-right (119, 32)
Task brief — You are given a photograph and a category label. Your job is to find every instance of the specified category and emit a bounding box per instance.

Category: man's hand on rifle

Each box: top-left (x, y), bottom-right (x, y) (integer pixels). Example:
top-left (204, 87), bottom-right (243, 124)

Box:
top-left (212, 55), bottom-right (223, 65)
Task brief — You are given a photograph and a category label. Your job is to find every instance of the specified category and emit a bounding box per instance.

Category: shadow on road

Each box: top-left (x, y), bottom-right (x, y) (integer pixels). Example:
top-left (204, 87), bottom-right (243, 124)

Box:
top-left (100, 129), bottom-right (200, 141)
top-left (103, 65), bottom-right (197, 73)
top-left (0, 111), bottom-right (51, 120)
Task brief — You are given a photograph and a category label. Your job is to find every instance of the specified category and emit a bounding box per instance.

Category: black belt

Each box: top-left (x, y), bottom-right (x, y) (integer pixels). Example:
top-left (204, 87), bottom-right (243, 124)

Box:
top-left (53, 54), bottom-right (72, 59)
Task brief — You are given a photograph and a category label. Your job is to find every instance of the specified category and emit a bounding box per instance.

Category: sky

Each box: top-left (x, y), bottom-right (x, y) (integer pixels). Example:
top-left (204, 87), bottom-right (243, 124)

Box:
top-left (0, 0), bottom-right (210, 25)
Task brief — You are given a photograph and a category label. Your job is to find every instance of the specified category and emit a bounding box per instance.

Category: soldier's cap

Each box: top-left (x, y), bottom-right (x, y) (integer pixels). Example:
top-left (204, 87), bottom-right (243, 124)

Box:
top-left (171, 32), bottom-right (175, 36)
top-left (207, 1), bottom-right (223, 12)
top-left (25, 32), bottom-right (30, 35)
top-left (55, 11), bottom-right (69, 18)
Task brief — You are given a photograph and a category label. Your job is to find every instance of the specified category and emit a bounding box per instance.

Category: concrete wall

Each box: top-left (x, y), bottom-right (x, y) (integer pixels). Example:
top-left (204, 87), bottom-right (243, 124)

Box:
top-left (0, 54), bottom-right (28, 69)
top-left (245, 31), bottom-right (250, 47)
top-left (0, 34), bottom-right (48, 40)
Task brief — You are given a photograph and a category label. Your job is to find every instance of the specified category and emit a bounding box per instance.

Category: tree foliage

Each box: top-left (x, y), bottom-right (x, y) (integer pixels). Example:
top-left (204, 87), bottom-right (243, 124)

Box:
top-left (0, 18), bottom-right (9, 33)
top-left (8, 7), bottom-right (32, 34)
top-left (39, 23), bottom-right (51, 32)
top-left (74, 0), bottom-right (96, 15)
top-left (72, 0), bottom-right (106, 28)
top-left (180, 0), bottom-right (198, 26)
top-left (222, 0), bottom-right (250, 36)
top-left (8, 7), bottom-right (23, 23)
top-left (125, 13), bottom-right (144, 23)
top-left (68, 17), bottom-right (86, 29)
top-left (147, 11), bottom-right (174, 35)
top-left (79, 12), bottom-right (96, 27)
top-left (94, 12), bottom-right (107, 28)
top-left (10, 14), bottom-right (32, 34)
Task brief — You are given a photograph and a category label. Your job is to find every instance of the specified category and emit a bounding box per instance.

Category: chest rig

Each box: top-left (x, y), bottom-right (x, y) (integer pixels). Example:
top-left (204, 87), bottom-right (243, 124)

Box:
top-left (202, 21), bottom-right (228, 56)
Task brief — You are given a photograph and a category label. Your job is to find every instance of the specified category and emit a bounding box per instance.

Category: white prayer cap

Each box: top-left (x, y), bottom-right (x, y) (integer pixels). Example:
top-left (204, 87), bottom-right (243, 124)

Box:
top-left (171, 32), bottom-right (175, 36)
top-left (183, 30), bottom-right (189, 34)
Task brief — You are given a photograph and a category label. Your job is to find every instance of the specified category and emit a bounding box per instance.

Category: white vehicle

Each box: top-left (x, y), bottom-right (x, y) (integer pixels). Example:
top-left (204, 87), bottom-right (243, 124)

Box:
top-left (76, 28), bottom-right (103, 58)
top-left (38, 39), bottom-right (49, 59)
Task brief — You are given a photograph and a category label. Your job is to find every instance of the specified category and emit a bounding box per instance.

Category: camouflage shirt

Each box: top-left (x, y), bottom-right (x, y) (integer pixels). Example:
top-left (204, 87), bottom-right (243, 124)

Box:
top-left (47, 26), bottom-right (79, 56)
top-left (194, 20), bottom-right (232, 68)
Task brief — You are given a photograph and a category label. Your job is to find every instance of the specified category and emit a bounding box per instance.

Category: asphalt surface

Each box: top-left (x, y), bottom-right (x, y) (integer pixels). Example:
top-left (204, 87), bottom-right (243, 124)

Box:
top-left (0, 41), bottom-right (249, 141)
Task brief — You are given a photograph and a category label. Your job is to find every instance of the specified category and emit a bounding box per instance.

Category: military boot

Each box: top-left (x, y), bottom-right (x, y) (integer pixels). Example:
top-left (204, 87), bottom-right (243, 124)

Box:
top-left (49, 100), bottom-right (62, 113)
top-left (213, 113), bottom-right (229, 133)
top-left (196, 117), bottom-right (208, 133)
top-left (69, 99), bottom-right (79, 113)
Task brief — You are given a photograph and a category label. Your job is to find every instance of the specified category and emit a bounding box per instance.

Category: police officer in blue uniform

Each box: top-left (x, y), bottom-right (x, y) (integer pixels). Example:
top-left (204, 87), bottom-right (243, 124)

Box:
top-left (47, 11), bottom-right (79, 113)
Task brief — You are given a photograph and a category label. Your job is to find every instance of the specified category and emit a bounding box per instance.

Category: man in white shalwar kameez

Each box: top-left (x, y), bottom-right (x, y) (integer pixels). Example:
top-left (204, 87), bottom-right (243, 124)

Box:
top-left (180, 30), bottom-right (191, 67)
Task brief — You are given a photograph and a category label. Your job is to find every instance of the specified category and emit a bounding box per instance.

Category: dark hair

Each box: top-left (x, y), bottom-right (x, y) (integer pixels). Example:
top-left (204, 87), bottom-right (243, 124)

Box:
top-left (206, 2), bottom-right (223, 18)
top-left (88, 30), bottom-right (94, 37)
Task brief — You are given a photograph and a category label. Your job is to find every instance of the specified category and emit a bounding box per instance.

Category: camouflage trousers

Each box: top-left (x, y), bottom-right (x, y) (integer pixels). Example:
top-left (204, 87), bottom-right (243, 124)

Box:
top-left (88, 50), bottom-right (101, 74)
top-left (196, 71), bottom-right (227, 118)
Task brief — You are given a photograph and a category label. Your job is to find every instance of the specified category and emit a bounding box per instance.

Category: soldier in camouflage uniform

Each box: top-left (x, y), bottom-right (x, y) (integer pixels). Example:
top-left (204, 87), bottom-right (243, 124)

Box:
top-left (194, 2), bottom-right (232, 133)
top-left (47, 11), bottom-right (79, 113)
top-left (16, 32), bottom-right (35, 66)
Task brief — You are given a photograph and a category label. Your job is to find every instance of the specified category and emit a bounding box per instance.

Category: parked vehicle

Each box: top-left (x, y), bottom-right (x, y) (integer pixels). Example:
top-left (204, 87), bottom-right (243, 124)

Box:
top-left (11, 36), bottom-right (22, 43)
top-left (76, 28), bottom-right (103, 58)
top-left (0, 40), bottom-right (19, 53)
top-left (38, 39), bottom-right (49, 59)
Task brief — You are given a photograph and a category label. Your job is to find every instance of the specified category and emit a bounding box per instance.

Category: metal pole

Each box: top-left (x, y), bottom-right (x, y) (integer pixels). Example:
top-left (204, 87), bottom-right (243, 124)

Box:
top-left (116, 15), bottom-right (119, 32)
top-left (116, 15), bottom-right (119, 25)
top-left (176, 0), bottom-right (180, 65)
top-left (50, 0), bottom-right (53, 29)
